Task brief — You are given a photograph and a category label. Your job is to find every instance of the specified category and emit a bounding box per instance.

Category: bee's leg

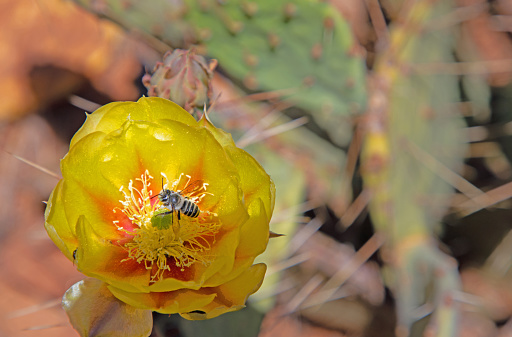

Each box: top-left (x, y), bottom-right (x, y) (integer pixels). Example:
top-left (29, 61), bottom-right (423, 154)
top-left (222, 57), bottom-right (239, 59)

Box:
top-left (170, 205), bottom-right (176, 224)
top-left (156, 211), bottom-right (172, 217)
top-left (177, 211), bottom-right (181, 220)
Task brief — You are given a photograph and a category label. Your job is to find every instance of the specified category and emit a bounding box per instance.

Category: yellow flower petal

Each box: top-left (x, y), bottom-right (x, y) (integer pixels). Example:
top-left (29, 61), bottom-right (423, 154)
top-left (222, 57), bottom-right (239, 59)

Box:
top-left (203, 198), bottom-right (269, 287)
top-left (108, 285), bottom-right (217, 315)
top-left (75, 215), bottom-right (152, 293)
top-left (225, 146), bottom-right (276, 219)
top-left (108, 263), bottom-right (266, 319)
top-left (180, 263), bottom-right (267, 320)
top-left (61, 131), bottom-right (134, 239)
top-left (198, 113), bottom-right (275, 218)
top-left (198, 113), bottom-right (236, 148)
top-left (236, 199), bottom-right (270, 259)
top-left (44, 180), bottom-right (76, 260)
top-left (71, 97), bottom-right (197, 148)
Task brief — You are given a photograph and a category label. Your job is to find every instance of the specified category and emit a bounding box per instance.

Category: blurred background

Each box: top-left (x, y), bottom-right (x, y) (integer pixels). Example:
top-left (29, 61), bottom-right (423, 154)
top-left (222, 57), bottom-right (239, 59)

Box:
top-left (2, 0), bottom-right (512, 336)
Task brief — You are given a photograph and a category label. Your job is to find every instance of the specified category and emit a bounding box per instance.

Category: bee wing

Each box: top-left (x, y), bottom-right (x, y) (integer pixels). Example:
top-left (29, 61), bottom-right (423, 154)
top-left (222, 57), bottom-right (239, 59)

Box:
top-left (179, 180), bottom-right (205, 196)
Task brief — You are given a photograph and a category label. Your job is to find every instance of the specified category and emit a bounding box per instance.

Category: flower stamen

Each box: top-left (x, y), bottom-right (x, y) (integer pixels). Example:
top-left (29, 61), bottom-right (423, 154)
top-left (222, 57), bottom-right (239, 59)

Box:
top-left (114, 170), bottom-right (220, 282)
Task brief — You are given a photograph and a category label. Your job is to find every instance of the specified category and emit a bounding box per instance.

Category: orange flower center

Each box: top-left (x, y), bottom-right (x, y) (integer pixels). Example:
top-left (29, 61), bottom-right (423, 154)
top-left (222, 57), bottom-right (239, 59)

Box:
top-left (114, 170), bottom-right (220, 281)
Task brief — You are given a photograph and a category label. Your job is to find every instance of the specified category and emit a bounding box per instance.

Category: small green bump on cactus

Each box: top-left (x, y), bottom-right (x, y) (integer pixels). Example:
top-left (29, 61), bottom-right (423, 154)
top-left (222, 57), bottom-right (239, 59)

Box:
top-left (241, 1), bottom-right (258, 17)
top-left (283, 2), bottom-right (297, 22)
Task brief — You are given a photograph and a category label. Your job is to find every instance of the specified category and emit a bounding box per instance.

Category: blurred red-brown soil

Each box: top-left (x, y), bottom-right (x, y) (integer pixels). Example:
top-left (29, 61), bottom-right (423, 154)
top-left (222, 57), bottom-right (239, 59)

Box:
top-left (0, 116), bottom-right (83, 336)
top-left (0, 0), bottom-right (141, 120)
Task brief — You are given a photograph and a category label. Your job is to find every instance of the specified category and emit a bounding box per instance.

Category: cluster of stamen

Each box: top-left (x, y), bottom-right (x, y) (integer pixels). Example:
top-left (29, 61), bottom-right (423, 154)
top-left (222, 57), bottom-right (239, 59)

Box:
top-left (113, 170), bottom-right (220, 282)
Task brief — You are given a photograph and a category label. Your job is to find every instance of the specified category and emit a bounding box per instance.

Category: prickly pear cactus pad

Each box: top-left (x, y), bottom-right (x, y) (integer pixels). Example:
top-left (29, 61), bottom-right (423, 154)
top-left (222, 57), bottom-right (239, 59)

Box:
top-left (73, 0), bottom-right (367, 146)
top-left (362, 0), bottom-right (466, 334)
top-left (379, 1), bottom-right (466, 235)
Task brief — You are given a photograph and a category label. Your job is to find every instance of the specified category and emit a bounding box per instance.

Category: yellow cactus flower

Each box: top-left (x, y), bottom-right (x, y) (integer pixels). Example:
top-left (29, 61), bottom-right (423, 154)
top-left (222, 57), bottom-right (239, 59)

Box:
top-left (45, 97), bottom-right (275, 330)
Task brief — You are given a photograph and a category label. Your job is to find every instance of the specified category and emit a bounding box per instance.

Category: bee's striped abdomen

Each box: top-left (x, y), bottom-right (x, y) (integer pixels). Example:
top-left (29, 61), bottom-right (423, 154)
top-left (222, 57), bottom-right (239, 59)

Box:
top-left (182, 199), bottom-right (200, 218)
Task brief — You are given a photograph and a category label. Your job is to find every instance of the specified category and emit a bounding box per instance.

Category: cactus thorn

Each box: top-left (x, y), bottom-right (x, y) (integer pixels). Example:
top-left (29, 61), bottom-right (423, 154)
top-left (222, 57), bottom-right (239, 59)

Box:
top-left (347, 43), bottom-right (366, 58)
top-left (302, 76), bottom-right (315, 87)
top-left (323, 16), bottom-right (335, 31)
top-left (420, 107), bottom-right (435, 120)
top-left (268, 33), bottom-right (281, 50)
top-left (345, 78), bottom-right (355, 89)
top-left (241, 1), bottom-right (258, 17)
top-left (199, 28), bottom-right (213, 41)
top-left (194, 44), bottom-right (209, 56)
top-left (120, 0), bottom-right (133, 10)
top-left (363, 153), bottom-right (388, 174)
top-left (321, 102), bottom-right (333, 116)
top-left (395, 326), bottom-right (409, 337)
top-left (151, 24), bottom-right (163, 37)
top-left (243, 53), bottom-right (259, 67)
top-left (442, 293), bottom-right (454, 307)
top-left (198, 0), bottom-right (210, 12)
top-left (89, 0), bottom-right (107, 13)
top-left (350, 102), bottom-right (361, 114)
top-left (423, 327), bottom-right (436, 337)
top-left (243, 73), bottom-right (259, 90)
top-left (434, 266), bottom-right (446, 278)
top-left (283, 3), bottom-right (297, 22)
top-left (227, 21), bottom-right (244, 35)
top-left (311, 43), bottom-right (322, 60)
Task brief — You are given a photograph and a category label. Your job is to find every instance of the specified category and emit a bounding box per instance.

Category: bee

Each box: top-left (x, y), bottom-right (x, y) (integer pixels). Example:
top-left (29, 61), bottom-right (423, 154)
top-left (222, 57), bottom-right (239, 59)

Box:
top-left (153, 178), bottom-right (203, 221)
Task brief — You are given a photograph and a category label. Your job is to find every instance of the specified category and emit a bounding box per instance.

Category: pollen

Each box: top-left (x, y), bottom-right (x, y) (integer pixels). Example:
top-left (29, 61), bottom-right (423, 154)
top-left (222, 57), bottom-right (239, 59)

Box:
top-left (114, 170), bottom-right (220, 282)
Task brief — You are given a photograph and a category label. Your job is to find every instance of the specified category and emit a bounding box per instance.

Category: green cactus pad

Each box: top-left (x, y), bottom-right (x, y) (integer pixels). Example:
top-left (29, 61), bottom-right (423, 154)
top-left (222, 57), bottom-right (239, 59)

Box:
top-left (364, 0), bottom-right (466, 333)
top-left (365, 0), bottom-right (466, 238)
top-left (74, 0), bottom-right (367, 146)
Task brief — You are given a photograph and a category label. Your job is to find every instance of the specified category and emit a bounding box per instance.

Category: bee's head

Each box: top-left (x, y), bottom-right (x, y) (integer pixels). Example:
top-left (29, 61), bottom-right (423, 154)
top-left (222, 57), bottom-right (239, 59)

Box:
top-left (157, 189), bottom-right (171, 203)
